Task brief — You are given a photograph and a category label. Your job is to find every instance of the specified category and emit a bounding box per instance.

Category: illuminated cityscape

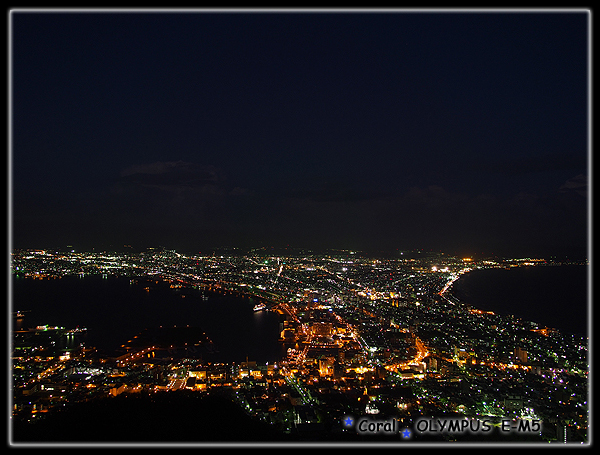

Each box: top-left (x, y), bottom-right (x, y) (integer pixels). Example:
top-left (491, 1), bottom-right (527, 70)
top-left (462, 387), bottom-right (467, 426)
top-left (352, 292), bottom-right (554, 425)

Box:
top-left (10, 247), bottom-right (589, 444)
top-left (10, 7), bottom-right (590, 448)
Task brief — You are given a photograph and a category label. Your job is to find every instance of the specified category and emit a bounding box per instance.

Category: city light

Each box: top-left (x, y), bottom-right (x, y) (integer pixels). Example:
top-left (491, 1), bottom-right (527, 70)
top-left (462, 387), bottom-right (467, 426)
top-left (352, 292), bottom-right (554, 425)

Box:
top-left (10, 248), bottom-right (589, 444)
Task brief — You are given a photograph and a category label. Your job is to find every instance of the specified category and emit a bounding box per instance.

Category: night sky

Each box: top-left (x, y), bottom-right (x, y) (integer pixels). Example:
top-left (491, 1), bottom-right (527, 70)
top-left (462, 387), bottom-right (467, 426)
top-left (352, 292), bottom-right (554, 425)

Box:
top-left (10, 9), bottom-right (590, 258)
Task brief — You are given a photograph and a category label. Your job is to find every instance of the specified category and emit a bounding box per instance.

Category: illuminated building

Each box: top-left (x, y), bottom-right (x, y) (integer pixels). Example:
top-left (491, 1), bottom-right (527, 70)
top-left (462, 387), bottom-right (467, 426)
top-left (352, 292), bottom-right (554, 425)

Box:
top-left (515, 347), bottom-right (528, 363)
top-left (318, 357), bottom-right (335, 377)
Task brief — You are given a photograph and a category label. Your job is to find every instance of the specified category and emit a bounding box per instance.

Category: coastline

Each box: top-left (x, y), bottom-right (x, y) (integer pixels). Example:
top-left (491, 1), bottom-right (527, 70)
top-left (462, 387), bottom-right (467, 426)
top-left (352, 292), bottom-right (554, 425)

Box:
top-left (11, 274), bottom-right (283, 364)
top-left (443, 264), bottom-right (589, 337)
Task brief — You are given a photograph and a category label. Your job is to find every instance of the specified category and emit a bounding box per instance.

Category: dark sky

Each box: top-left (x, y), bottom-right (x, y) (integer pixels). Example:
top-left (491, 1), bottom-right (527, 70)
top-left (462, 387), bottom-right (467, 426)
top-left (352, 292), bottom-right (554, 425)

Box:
top-left (10, 9), bottom-right (590, 258)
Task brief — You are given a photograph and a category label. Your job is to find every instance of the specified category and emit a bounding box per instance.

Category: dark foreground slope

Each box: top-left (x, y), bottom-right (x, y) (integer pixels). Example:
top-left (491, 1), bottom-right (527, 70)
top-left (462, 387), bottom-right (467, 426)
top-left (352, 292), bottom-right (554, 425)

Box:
top-left (12, 390), bottom-right (285, 444)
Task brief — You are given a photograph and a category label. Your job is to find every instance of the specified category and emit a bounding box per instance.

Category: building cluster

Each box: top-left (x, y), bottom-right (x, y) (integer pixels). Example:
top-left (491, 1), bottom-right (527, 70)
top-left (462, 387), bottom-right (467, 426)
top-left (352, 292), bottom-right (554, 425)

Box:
top-left (11, 248), bottom-right (588, 443)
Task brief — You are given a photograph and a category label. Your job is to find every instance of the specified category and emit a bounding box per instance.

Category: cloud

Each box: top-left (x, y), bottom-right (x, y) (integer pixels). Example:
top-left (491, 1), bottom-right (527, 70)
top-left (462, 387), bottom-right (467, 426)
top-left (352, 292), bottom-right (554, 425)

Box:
top-left (474, 151), bottom-right (587, 176)
top-left (404, 185), bottom-right (470, 206)
top-left (99, 161), bottom-right (235, 235)
top-left (229, 186), bottom-right (252, 197)
top-left (119, 161), bottom-right (220, 189)
top-left (559, 173), bottom-right (588, 197)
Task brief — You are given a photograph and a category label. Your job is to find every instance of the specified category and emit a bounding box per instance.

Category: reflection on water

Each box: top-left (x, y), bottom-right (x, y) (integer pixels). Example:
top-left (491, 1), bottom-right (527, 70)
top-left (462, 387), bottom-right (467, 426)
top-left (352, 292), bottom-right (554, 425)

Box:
top-left (11, 275), bottom-right (283, 363)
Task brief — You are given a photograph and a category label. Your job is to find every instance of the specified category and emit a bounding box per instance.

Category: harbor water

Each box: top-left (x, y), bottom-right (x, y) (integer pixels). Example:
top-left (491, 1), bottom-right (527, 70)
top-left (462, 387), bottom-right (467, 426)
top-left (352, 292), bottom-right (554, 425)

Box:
top-left (11, 274), bottom-right (283, 363)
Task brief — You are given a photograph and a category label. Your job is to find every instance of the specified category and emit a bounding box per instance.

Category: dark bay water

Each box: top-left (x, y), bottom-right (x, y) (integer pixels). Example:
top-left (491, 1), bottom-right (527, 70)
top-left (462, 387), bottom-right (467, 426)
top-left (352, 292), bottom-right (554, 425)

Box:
top-left (449, 265), bottom-right (589, 337)
top-left (11, 275), bottom-right (283, 363)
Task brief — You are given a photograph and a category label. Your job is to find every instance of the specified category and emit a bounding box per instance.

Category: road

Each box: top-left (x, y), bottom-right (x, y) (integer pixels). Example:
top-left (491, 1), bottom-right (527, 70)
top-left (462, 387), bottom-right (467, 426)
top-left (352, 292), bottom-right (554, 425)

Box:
top-left (384, 336), bottom-right (429, 373)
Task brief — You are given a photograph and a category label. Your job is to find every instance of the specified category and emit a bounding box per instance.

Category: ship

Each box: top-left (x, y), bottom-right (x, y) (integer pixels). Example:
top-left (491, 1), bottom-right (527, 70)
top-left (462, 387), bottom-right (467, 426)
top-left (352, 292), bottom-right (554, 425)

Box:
top-left (253, 303), bottom-right (266, 312)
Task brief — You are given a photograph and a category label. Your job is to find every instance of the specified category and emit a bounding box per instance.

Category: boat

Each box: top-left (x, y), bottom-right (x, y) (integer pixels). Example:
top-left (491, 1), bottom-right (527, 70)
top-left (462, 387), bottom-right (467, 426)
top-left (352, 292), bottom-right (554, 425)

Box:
top-left (253, 303), bottom-right (266, 312)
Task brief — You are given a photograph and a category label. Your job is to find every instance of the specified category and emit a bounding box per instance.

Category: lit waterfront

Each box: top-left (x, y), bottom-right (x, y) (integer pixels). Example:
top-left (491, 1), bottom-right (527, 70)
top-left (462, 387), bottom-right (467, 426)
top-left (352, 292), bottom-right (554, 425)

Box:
top-left (11, 273), bottom-right (283, 363)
